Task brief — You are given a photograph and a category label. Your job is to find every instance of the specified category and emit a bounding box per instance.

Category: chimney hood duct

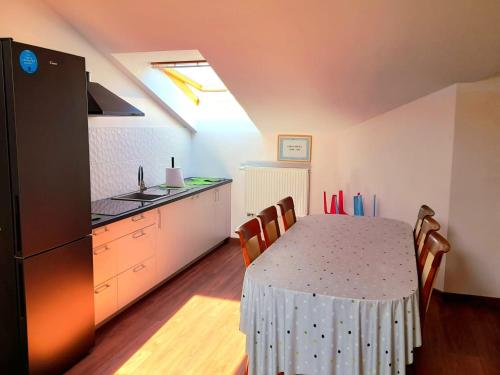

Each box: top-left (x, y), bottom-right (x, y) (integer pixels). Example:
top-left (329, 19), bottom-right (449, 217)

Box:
top-left (86, 72), bottom-right (144, 116)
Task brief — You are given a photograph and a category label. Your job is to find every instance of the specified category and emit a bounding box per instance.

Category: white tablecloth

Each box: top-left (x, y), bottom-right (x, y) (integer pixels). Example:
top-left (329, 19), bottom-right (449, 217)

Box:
top-left (240, 215), bottom-right (421, 375)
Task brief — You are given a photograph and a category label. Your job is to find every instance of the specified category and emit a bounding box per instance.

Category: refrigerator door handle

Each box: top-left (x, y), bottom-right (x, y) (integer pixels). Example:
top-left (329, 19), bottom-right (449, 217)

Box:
top-left (16, 260), bottom-right (26, 320)
top-left (13, 196), bottom-right (22, 257)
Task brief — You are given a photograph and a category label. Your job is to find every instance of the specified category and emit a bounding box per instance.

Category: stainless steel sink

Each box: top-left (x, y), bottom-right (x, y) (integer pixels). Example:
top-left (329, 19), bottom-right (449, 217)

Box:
top-left (111, 187), bottom-right (190, 202)
top-left (112, 192), bottom-right (165, 202)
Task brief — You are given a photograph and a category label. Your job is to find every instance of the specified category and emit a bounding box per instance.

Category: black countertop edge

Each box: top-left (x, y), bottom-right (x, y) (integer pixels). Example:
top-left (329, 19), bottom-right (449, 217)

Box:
top-left (91, 179), bottom-right (232, 229)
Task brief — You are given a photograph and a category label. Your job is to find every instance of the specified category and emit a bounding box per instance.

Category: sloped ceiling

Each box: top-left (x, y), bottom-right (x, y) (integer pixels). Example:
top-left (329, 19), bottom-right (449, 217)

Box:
top-left (45, 0), bottom-right (500, 131)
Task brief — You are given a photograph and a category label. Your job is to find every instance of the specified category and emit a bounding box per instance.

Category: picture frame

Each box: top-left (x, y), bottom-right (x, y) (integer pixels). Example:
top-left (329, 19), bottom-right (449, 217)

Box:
top-left (277, 134), bottom-right (312, 162)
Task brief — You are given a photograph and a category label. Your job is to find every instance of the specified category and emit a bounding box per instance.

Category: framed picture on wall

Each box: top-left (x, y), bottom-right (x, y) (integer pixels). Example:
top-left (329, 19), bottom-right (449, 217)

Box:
top-left (277, 134), bottom-right (312, 162)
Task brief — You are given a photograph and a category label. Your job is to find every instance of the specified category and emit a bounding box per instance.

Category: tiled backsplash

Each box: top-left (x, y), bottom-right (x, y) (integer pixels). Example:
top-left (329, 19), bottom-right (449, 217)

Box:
top-left (88, 127), bottom-right (191, 201)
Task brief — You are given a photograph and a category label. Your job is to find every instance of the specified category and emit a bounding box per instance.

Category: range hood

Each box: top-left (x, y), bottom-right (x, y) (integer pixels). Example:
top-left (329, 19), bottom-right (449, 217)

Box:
top-left (87, 72), bottom-right (144, 116)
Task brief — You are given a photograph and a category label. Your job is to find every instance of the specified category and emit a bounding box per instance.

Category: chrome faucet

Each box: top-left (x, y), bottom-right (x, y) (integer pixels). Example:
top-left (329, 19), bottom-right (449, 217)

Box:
top-left (138, 166), bottom-right (146, 192)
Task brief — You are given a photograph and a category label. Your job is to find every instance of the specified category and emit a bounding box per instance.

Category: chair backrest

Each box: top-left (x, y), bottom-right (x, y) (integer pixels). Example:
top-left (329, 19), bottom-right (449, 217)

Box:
top-left (419, 232), bottom-right (450, 319)
top-left (416, 216), bottom-right (440, 262)
top-left (277, 196), bottom-right (297, 231)
top-left (235, 218), bottom-right (266, 267)
top-left (414, 204), bottom-right (435, 240)
top-left (257, 206), bottom-right (281, 247)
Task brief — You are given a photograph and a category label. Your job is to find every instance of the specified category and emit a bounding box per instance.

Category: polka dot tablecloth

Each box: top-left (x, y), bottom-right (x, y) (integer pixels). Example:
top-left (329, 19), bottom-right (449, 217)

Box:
top-left (240, 215), bottom-right (421, 375)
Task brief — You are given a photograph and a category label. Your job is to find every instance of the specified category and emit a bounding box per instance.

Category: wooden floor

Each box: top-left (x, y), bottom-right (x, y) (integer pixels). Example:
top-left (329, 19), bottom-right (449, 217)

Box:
top-left (67, 240), bottom-right (500, 375)
top-left (409, 292), bottom-right (500, 375)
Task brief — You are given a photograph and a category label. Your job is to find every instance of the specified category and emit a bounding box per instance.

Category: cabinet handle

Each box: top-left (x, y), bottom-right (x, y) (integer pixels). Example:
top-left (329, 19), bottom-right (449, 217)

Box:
top-left (158, 209), bottom-right (162, 229)
top-left (93, 244), bottom-right (110, 255)
top-left (93, 226), bottom-right (109, 236)
top-left (132, 230), bottom-right (146, 239)
top-left (94, 283), bottom-right (111, 294)
top-left (131, 214), bottom-right (145, 222)
top-left (133, 264), bottom-right (146, 273)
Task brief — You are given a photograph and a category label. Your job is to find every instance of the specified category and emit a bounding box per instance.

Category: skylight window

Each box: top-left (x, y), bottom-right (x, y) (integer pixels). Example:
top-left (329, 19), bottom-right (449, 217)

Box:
top-left (152, 60), bottom-right (227, 106)
top-left (112, 50), bottom-right (258, 130)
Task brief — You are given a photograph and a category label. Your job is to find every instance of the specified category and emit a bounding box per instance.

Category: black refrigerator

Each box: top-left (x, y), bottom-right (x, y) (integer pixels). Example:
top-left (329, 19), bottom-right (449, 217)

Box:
top-left (0, 39), bottom-right (94, 374)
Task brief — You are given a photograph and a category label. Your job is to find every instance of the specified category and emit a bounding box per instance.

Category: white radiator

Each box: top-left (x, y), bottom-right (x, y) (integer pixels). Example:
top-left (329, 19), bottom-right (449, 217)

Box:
top-left (244, 166), bottom-right (310, 217)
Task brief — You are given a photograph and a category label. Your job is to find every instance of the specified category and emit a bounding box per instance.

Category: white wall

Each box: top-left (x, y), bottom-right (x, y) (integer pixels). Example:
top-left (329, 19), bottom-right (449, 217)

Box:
top-left (112, 50), bottom-right (203, 131)
top-left (188, 124), bottom-right (344, 232)
top-left (333, 85), bottom-right (457, 230)
top-left (88, 127), bottom-right (190, 200)
top-left (445, 76), bottom-right (500, 298)
top-left (0, 0), bottom-right (192, 200)
top-left (189, 120), bottom-right (264, 234)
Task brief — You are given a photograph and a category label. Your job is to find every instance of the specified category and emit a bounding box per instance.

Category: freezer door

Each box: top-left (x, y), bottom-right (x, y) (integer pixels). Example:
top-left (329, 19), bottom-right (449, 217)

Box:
top-left (22, 236), bottom-right (94, 375)
top-left (6, 41), bottom-right (91, 257)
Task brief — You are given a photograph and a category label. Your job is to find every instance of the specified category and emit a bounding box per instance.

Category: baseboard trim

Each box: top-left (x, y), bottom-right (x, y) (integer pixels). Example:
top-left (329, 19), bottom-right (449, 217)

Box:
top-left (227, 237), bottom-right (239, 245)
top-left (435, 290), bottom-right (500, 308)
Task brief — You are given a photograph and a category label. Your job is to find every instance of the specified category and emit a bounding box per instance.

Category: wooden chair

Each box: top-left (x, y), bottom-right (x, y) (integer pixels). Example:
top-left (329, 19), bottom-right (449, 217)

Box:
top-left (419, 232), bottom-right (451, 321)
top-left (277, 196), bottom-right (297, 231)
top-left (257, 206), bottom-right (281, 247)
top-left (414, 204), bottom-right (435, 240)
top-left (416, 216), bottom-right (440, 266)
top-left (235, 218), bottom-right (266, 267)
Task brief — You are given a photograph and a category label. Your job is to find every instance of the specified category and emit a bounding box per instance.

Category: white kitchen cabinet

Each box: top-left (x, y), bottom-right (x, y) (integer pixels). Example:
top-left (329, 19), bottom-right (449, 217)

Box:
top-left (117, 257), bottom-right (156, 309)
top-left (198, 184), bottom-right (231, 252)
top-left (92, 210), bottom-right (157, 248)
top-left (92, 183), bottom-right (231, 325)
top-left (92, 210), bottom-right (158, 326)
top-left (213, 184), bottom-right (231, 247)
top-left (93, 242), bottom-right (117, 286)
top-left (190, 190), bottom-right (217, 258)
top-left (156, 183), bottom-right (232, 283)
top-left (116, 224), bottom-right (157, 274)
top-left (92, 218), bottom-right (157, 286)
top-left (156, 197), bottom-right (195, 282)
top-left (94, 277), bottom-right (117, 325)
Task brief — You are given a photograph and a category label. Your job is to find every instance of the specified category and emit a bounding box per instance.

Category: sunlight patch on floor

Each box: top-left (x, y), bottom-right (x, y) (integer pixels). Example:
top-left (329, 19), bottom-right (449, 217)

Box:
top-left (114, 295), bottom-right (245, 375)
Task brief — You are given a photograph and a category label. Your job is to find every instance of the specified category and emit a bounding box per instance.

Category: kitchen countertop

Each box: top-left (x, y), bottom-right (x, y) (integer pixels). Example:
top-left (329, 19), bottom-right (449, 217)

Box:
top-left (90, 178), bottom-right (232, 229)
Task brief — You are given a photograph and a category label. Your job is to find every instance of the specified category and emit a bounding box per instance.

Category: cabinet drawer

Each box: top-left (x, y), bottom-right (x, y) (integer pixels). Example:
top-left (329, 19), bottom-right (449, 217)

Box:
top-left (116, 224), bottom-right (156, 274)
top-left (94, 277), bottom-right (117, 325)
top-left (117, 257), bottom-right (156, 309)
top-left (92, 209), bottom-right (158, 248)
top-left (93, 242), bottom-right (117, 286)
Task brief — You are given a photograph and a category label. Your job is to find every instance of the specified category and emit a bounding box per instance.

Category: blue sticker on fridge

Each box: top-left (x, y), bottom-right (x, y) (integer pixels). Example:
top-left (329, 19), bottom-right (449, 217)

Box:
top-left (19, 49), bottom-right (38, 74)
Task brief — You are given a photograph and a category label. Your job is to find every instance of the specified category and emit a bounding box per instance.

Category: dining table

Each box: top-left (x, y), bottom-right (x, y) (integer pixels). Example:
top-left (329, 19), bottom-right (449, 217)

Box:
top-left (240, 214), bottom-right (422, 375)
